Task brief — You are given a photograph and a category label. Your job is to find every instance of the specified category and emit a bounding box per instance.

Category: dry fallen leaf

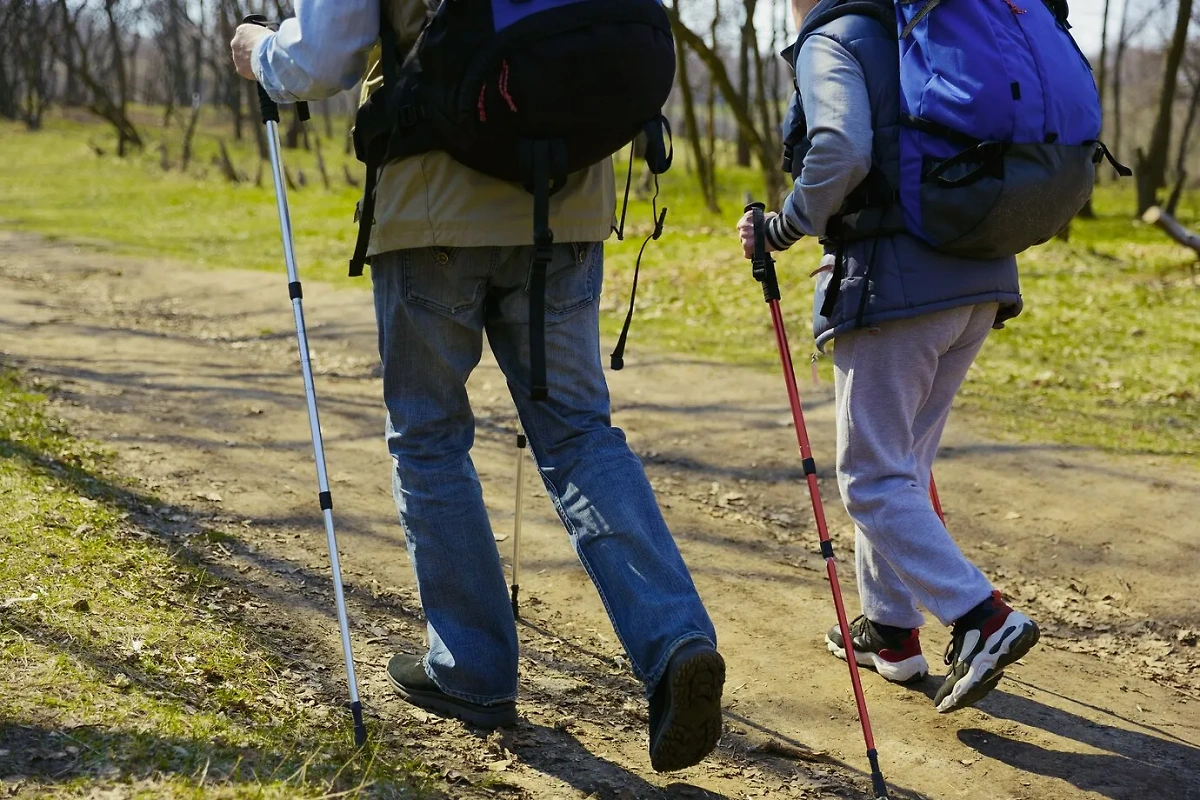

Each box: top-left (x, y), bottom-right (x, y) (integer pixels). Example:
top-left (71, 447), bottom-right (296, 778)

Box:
top-left (1, 594), bottom-right (38, 609)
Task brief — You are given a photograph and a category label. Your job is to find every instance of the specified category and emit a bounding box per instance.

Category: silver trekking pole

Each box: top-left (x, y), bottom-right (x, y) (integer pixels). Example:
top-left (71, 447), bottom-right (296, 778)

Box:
top-left (510, 431), bottom-right (527, 618)
top-left (245, 15), bottom-right (366, 747)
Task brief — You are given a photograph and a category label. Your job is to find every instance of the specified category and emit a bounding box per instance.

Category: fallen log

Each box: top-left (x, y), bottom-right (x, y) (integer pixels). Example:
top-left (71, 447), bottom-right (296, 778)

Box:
top-left (1142, 205), bottom-right (1200, 253)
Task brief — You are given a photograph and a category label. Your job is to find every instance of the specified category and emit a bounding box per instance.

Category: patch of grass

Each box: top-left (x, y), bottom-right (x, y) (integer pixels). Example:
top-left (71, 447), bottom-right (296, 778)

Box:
top-left (1, 115), bottom-right (1196, 456)
top-left (0, 115), bottom-right (362, 280)
top-left (0, 367), bottom-right (435, 798)
top-left (604, 181), bottom-right (1199, 457)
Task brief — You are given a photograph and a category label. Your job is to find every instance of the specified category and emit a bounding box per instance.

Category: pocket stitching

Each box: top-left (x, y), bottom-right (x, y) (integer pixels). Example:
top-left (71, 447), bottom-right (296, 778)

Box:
top-left (402, 247), bottom-right (485, 316)
top-left (522, 245), bottom-right (596, 316)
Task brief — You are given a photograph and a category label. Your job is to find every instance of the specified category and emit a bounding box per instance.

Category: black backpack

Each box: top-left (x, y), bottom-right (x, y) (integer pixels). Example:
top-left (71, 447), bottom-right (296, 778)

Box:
top-left (352, 0), bottom-right (677, 401)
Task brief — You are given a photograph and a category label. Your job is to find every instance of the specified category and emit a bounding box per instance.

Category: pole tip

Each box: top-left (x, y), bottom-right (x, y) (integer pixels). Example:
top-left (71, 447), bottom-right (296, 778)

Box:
top-left (867, 749), bottom-right (888, 798)
top-left (510, 585), bottom-right (520, 619)
top-left (349, 701), bottom-right (367, 747)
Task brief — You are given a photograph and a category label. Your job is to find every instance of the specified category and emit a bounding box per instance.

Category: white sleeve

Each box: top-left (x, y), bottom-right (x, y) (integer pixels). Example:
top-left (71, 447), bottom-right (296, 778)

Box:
top-left (253, 0), bottom-right (381, 103)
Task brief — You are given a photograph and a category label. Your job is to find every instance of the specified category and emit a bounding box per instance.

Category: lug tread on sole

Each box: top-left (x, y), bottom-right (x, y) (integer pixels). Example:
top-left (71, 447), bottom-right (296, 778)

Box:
top-left (651, 651), bottom-right (726, 773)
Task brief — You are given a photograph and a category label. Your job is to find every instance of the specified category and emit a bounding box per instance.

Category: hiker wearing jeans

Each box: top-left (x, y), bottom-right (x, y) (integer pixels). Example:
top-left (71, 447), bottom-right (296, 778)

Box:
top-left (231, 0), bottom-right (725, 771)
top-left (735, 0), bottom-right (1042, 713)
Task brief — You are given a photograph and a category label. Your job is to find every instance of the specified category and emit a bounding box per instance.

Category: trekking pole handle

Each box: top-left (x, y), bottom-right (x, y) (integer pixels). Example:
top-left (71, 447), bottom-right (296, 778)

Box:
top-left (242, 15), bottom-right (310, 125)
top-left (744, 201), bottom-right (782, 303)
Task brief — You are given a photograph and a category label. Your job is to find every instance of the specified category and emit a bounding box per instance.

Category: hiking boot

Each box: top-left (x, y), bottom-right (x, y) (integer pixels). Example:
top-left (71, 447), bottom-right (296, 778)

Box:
top-left (934, 591), bottom-right (1040, 713)
top-left (648, 640), bottom-right (726, 773)
top-left (826, 616), bottom-right (929, 684)
top-left (387, 654), bottom-right (518, 729)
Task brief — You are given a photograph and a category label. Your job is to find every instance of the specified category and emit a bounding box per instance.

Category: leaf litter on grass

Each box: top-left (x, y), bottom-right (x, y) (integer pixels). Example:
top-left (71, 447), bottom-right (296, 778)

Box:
top-left (0, 368), bottom-right (436, 799)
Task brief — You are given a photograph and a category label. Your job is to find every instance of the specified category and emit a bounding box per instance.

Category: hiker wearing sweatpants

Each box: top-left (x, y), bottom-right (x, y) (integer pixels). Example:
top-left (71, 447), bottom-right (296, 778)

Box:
top-left (231, 0), bottom-right (725, 771)
top-left (736, 0), bottom-right (1041, 712)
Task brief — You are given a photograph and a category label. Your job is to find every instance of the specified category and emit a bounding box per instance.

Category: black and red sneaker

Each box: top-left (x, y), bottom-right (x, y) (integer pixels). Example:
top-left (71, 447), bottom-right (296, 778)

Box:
top-left (826, 616), bottom-right (929, 684)
top-left (934, 591), bottom-right (1040, 713)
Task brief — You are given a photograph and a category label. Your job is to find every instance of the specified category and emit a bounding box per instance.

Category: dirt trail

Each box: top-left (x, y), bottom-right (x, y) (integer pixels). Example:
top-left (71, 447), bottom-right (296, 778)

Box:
top-left (2, 230), bottom-right (1198, 800)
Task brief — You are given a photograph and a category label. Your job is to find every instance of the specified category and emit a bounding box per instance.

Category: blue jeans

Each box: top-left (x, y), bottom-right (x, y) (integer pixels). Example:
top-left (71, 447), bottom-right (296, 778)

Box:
top-left (371, 243), bottom-right (717, 705)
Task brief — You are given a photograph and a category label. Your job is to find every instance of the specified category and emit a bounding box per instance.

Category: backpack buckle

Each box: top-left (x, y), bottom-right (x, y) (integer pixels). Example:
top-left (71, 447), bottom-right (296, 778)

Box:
top-left (533, 230), bottom-right (554, 266)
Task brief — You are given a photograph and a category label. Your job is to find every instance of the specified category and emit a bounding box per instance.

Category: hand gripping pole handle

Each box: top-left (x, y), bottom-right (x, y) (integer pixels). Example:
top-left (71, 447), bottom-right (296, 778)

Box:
top-left (744, 201), bottom-right (782, 303)
top-left (243, 15), bottom-right (309, 125)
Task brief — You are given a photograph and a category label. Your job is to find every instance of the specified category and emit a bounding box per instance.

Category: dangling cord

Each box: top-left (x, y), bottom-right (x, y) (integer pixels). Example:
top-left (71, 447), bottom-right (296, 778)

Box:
top-left (612, 142), bottom-right (635, 242)
top-left (611, 175), bottom-right (667, 370)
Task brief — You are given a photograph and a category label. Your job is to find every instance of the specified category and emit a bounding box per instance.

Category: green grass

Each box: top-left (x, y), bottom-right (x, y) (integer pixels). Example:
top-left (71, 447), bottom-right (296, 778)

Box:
top-left (0, 368), bottom-right (434, 798)
top-left (1, 114), bottom-right (1196, 457)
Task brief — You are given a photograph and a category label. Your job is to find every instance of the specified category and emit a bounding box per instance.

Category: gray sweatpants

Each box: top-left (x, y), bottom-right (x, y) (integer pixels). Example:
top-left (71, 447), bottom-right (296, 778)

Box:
top-left (833, 303), bottom-right (998, 629)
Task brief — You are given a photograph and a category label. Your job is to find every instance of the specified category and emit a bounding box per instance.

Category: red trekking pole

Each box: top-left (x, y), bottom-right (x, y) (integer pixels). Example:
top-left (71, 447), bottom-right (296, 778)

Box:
top-left (929, 473), bottom-right (946, 525)
top-left (746, 202), bottom-right (888, 799)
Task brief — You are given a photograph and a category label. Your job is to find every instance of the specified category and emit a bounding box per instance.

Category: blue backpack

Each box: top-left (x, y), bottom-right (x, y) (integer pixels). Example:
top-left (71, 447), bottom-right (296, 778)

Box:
top-left (788, 0), bottom-right (1130, 257)
top-left (352, 0), bottom-right (676, 400)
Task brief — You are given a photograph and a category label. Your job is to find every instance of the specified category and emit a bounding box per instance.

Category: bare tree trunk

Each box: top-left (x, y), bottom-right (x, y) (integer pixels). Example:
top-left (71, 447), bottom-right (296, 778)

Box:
top-left (1135, 0), bottom-right (1194, 215)
top-left (748, 15), bottom-right (777, 176)
top-left (53, 0), bottom-right (143, 155)
top-left (1098, 0), bottom-right (1112, 128)
top-left (218, 0), bottom-right (245, 139)
top-left (0, 2), bottom-right (15, 120)
top-left (707, 0), bottom-right (720, 180)
top-left (181, 94), bottom-right (203, 171)
top-left (192, 0), bottom-right (205, 99)
top-left (1112, 0), bottom-right (1131, 164)
top-left (767, 0), bottom-right (787, 138)
top-left (314, 134), bottom-right (332, 190)
top-left (736, 0), bottom-right (756, 167)
top-left (677, 41), bottom-right (720, 213)
top-left (670, 6), bottom-right (786, 200)
top-left (0, 60), bottom-right (14, 122)
top-left (105, 0), bottom-right (134, 156)
top-left (59, 0), bottom-right (85, 106)
top-left (322, 99), bottom-right (334, 138)
top-left (1166, 79), bottom-right (1200, 215)
top-left (1112, 0), bottom-right (1158, 167)
top-left (1143, 205), bottom-right (1200, 252)
top-left (19, 0), bottom-right (54, 130)
top-left (1093, 0), bottom-right (1112, 190)
top-left (216, 138), bottom-right (242, 182)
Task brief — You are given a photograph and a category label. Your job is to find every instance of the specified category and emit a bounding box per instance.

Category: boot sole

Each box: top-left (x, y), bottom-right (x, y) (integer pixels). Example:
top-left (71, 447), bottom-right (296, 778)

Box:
top-left (387, 671), bottom-right (518, 729)
top-left (936, 618), bottom-right (1040, 713)
top-left (650, 649), bottom-right (726, 773)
